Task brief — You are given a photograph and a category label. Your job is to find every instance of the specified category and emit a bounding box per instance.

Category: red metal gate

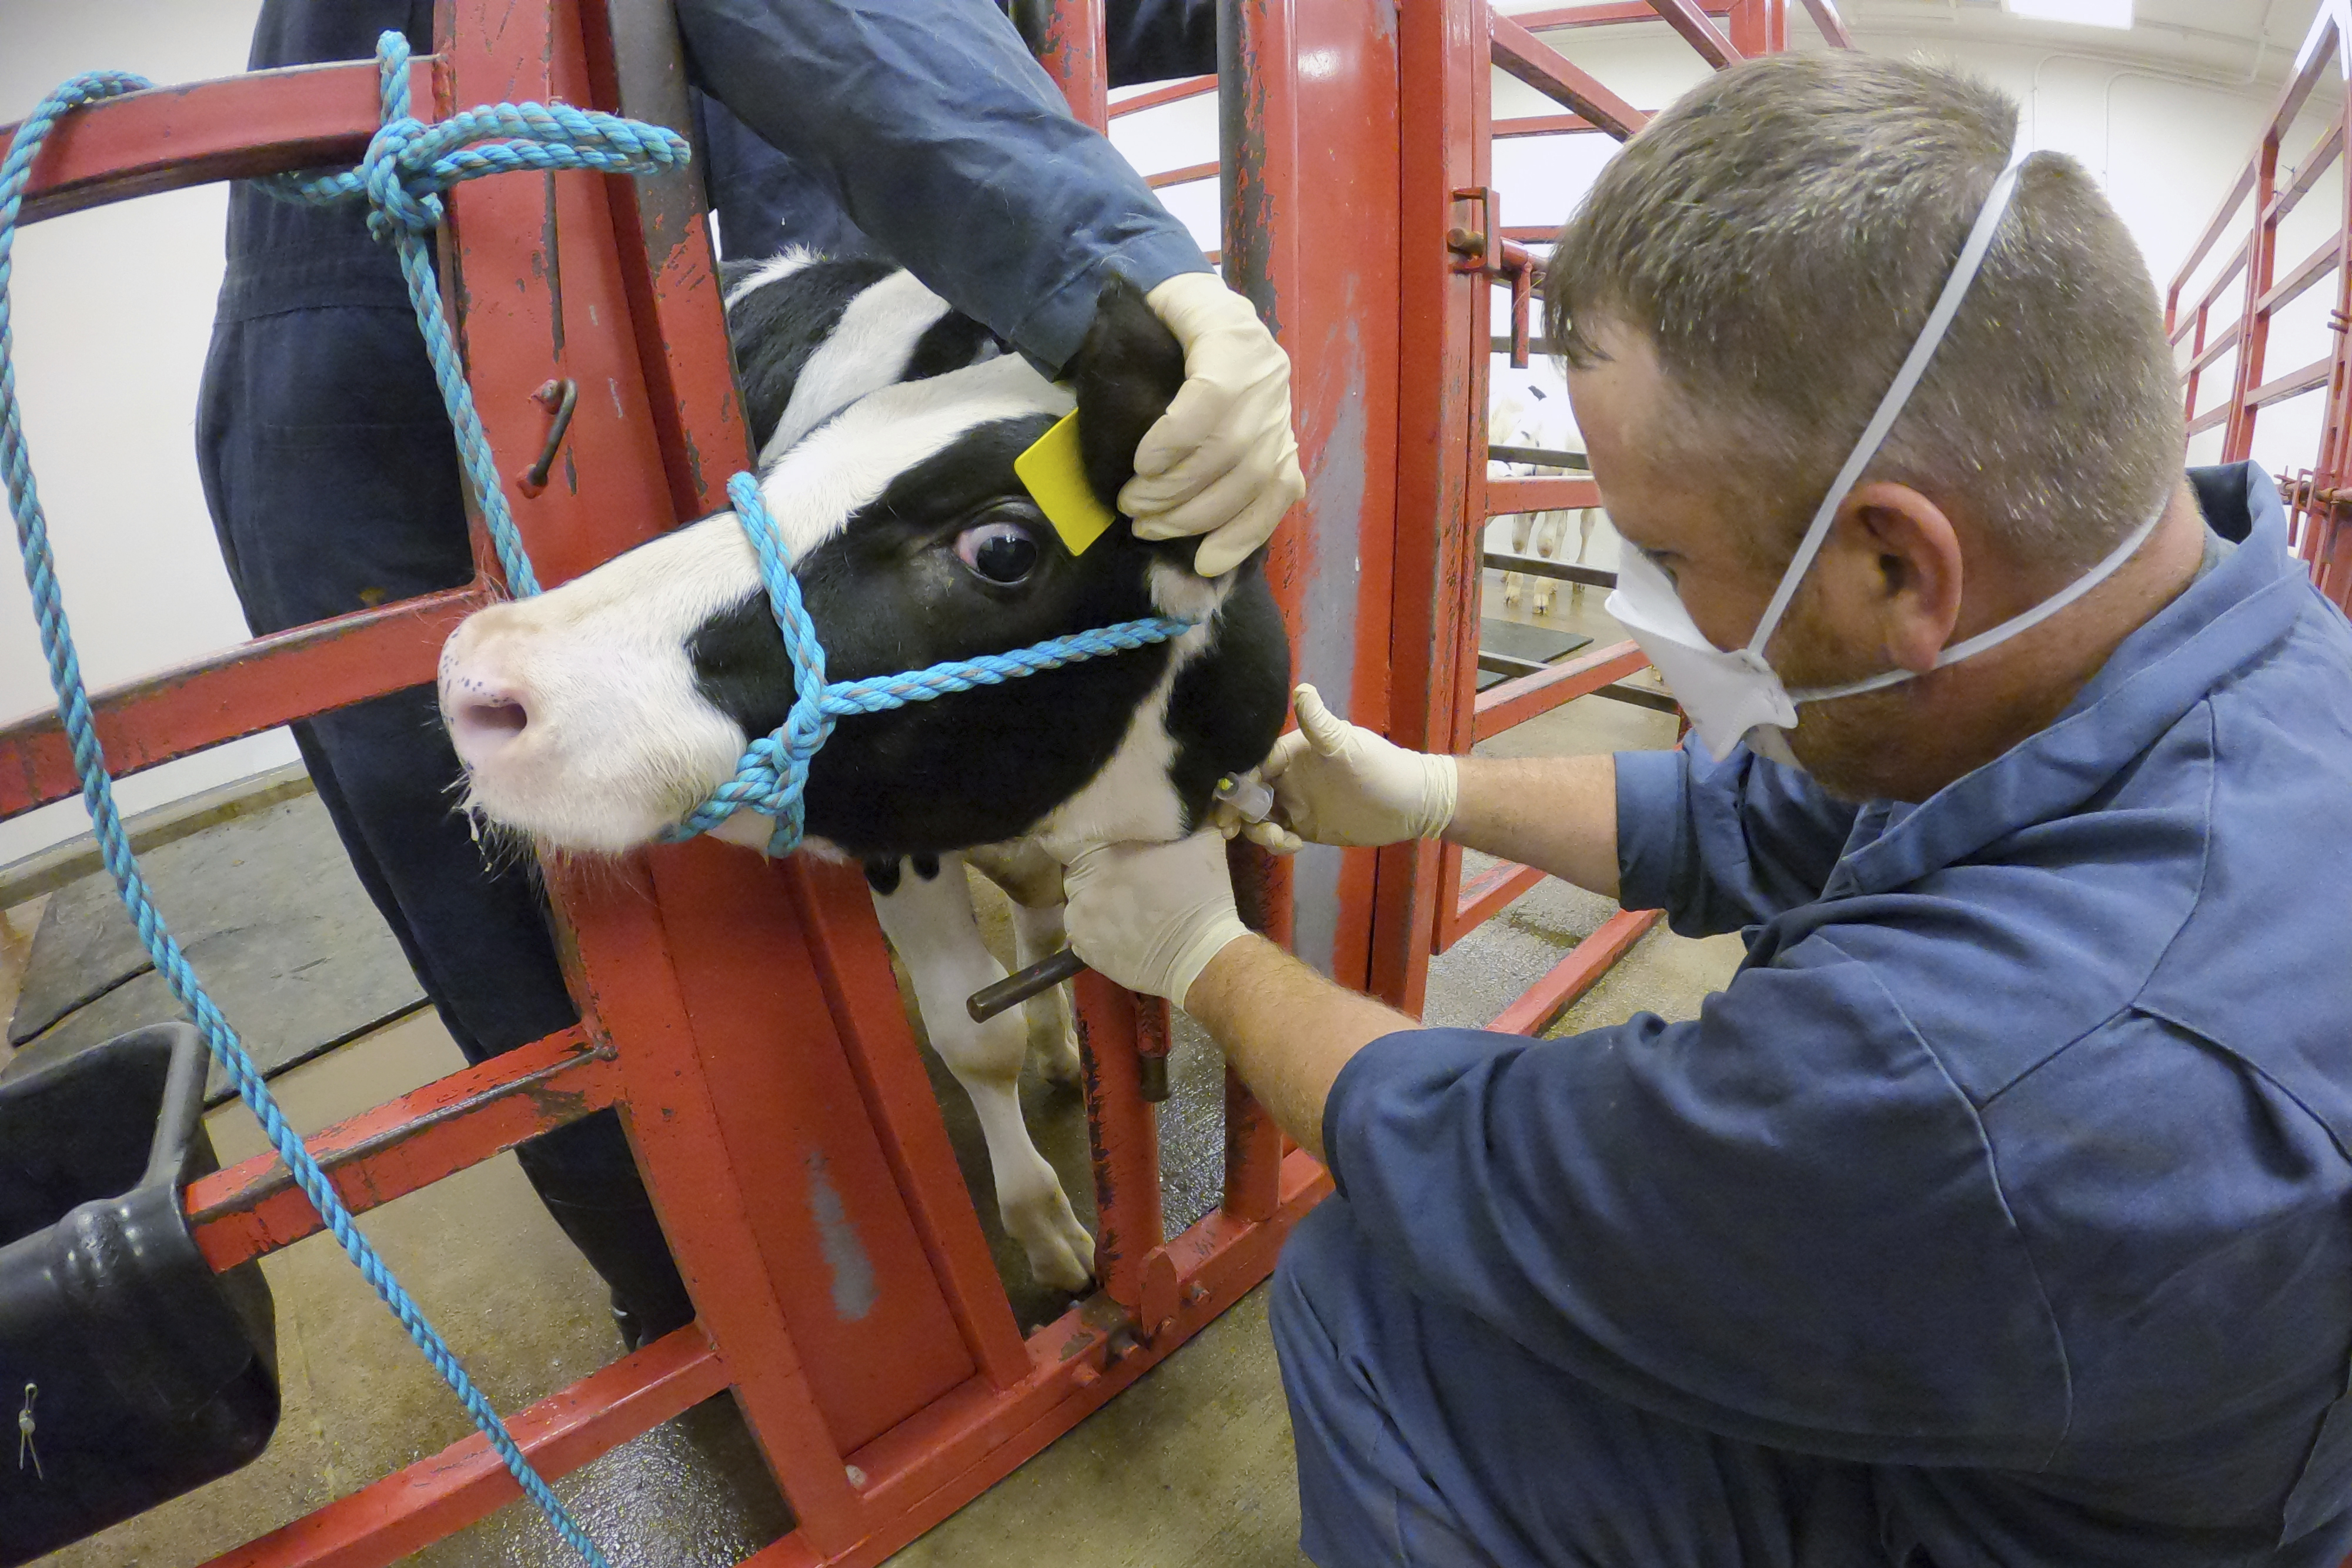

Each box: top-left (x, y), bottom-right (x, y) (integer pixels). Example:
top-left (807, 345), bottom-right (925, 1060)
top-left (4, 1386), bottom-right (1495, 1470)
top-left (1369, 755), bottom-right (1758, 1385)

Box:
top-left (1366, 0), bottom-right (1846, 1031)
top-left (2167, 0), bottom-right (2352, 611)
top-left (2, 2), bottom-right (1839, 1562)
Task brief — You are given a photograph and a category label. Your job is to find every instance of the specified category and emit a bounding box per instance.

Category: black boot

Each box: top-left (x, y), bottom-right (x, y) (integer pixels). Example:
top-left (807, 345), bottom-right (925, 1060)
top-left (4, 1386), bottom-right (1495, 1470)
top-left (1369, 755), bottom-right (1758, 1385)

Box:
top-left (514, 1114), bottom-right (697, 1348)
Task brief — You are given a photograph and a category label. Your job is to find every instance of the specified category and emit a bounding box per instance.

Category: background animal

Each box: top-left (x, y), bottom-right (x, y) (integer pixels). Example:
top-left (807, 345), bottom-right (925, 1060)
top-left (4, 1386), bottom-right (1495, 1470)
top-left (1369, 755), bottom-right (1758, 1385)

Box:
top-left (1489, 386), bottom-right (1601, 616)
top-left (437, 255), bottom-right (1291, 1292)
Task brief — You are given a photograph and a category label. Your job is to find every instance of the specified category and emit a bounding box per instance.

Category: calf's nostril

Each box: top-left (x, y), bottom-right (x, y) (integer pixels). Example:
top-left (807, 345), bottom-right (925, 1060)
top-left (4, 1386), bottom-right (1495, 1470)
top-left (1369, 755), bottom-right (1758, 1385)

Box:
top-left (450, 693), bottom-right (530, 755)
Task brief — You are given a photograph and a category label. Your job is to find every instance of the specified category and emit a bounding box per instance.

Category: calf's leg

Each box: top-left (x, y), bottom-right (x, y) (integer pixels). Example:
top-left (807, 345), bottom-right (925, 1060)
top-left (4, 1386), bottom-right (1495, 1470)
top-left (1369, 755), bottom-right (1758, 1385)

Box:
top-left (868, 854), bottom-right (1095, 1293)
top-left (964, 840), bottom-right (1083, 1089)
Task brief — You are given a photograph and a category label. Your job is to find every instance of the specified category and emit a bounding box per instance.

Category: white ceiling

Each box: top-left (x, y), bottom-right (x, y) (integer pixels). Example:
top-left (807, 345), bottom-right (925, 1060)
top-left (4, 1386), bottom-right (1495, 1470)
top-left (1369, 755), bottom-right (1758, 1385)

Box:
top-left (1833, 0), bottom-right (2326, 86)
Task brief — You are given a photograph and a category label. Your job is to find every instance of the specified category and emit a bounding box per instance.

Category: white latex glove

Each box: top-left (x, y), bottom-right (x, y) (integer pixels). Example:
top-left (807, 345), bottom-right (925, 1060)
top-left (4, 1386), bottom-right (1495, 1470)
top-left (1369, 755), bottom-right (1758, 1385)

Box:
top-left (1063, 832), bottom-right (1253, 1009)
top-left (1221, 684), bottom-right (1458, 854)
top-left (1120, 272), bottom-right (1305, 577)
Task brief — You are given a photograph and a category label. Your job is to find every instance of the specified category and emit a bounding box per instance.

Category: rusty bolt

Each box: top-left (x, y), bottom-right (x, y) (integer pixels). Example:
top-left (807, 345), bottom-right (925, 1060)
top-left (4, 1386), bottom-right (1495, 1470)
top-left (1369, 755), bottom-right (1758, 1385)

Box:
top-left (1181, 1283), bottom-right (1209, 1309)
top-left (1071, 1361), bottom-right (1102, 1389)
top-left (1446, 226), bottom-right (1487, 260)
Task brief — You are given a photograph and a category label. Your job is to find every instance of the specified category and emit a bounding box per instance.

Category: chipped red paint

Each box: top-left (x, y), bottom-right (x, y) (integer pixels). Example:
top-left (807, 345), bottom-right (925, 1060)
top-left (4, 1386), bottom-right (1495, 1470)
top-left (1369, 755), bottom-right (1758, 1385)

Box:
top-left (186, 1026), bottom-right (613, 1273)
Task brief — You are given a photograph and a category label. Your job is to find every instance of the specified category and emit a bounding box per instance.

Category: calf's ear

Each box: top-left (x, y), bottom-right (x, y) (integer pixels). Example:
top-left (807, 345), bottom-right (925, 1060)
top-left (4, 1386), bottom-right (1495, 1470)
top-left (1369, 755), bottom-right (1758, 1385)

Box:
top-left (1066, 276), bottom-right (1187, 514)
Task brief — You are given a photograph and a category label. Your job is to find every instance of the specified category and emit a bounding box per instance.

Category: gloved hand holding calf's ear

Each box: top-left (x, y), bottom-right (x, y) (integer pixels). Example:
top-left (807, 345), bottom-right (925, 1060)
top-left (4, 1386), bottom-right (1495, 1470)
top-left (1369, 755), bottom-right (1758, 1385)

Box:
top-left (1121, 272), bottom-right (1305, 577)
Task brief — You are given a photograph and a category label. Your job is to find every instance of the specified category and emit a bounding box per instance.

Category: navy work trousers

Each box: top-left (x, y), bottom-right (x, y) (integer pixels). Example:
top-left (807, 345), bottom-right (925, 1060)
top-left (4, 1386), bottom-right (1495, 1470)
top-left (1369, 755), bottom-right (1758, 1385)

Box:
top-left (1271, 1199), bottom-right (1891, 1567)
top-left (195, 302), bottom-right (694, 1336)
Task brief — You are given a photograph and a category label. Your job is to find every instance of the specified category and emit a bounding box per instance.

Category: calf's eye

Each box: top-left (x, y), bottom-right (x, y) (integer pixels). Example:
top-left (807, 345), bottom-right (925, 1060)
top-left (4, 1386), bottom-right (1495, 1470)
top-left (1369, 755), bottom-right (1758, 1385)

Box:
top-left (954, 520), bottom-right (1039, 586)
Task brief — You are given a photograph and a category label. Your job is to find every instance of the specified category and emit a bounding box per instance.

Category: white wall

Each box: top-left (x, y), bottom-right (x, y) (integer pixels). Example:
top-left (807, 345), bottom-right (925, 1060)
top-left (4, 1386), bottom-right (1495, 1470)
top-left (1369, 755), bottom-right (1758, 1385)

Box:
top-left (1, 0), bottom-right (283, 867)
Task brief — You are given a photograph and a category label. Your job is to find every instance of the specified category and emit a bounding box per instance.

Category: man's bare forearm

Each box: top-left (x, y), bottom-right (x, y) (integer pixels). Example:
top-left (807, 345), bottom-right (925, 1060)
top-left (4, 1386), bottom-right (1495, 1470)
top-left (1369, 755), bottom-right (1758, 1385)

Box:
top-left (1182, 935), bottom-right (1416, 1165)
top-left (1441, 753), bottom-right (1620, 897)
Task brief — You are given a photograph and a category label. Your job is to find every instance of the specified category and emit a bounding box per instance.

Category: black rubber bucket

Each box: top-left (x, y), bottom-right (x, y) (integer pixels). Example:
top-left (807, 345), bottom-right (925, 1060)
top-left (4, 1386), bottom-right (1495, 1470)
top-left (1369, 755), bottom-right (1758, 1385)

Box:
top-left (0, 1021), bottom-right (279, 1563)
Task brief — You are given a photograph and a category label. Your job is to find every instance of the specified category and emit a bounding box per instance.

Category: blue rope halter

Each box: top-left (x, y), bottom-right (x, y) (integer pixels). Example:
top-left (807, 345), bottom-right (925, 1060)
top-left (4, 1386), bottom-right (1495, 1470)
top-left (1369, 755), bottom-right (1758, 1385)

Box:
top-left (660, 474), bottom-right (1197, 857)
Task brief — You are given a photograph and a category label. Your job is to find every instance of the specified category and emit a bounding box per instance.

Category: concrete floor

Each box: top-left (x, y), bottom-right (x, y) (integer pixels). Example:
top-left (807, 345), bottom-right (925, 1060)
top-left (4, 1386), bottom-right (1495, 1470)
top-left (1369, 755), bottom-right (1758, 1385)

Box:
top-left (15, 569), bottom-right (1740, 1567)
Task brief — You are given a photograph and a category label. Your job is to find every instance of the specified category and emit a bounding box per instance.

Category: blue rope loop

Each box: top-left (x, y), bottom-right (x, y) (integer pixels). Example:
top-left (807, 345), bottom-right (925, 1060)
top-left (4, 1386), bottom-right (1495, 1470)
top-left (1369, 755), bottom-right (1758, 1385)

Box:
top-left (0, 35), bottom-right (701, 1568)
top-left (260, 32), bottom-right (690, 599)
top-left (657, 474), bottom-right (1199, 857)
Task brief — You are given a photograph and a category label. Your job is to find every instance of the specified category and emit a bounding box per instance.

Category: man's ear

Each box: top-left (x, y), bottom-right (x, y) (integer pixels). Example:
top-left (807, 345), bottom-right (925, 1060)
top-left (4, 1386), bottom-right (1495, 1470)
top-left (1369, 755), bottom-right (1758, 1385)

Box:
top-left (1066, 276), bottom-right (1186, 515)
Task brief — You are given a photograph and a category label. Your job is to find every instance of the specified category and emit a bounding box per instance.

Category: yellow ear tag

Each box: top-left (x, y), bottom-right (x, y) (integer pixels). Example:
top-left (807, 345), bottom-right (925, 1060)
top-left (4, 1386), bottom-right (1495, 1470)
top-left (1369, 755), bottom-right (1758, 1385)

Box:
top-left (1015, 410), bottom-right (1118, 557)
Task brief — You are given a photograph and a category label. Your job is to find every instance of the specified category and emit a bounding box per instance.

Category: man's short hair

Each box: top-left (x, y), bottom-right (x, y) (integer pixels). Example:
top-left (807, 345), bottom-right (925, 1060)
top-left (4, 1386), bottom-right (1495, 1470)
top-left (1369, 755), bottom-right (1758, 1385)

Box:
top-left (1544, 52), bottom-right (2183, 573)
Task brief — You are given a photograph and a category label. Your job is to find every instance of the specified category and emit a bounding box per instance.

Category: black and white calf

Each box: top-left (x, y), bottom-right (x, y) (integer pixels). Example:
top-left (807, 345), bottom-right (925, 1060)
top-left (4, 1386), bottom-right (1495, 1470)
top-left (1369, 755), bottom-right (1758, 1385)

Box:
top-left (438, 252), bottom-right (1291, 1292)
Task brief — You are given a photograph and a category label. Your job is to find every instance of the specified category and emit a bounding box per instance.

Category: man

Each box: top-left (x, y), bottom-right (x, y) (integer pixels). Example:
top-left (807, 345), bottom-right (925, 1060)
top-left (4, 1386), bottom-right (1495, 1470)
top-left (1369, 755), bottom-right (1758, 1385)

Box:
top-left (1063, 52), bottom-right (2352, 1566)
top-left (198, 0), bottom-right (1297, 1346)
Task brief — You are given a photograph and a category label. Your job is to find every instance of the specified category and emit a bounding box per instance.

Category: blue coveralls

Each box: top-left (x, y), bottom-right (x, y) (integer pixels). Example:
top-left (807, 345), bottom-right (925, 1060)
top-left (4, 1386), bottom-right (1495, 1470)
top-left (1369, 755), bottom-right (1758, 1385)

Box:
top-left (195, 0), bottom-right (1209, 1333)
top-left (1277, 465), bottom-right (2352, 1567)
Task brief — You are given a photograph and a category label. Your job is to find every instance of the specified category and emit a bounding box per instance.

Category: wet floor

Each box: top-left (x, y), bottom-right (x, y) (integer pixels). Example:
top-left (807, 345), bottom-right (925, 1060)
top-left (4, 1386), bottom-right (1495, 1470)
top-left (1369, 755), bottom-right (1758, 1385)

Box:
top-left (17, 569), bottom-right (1739, 1566)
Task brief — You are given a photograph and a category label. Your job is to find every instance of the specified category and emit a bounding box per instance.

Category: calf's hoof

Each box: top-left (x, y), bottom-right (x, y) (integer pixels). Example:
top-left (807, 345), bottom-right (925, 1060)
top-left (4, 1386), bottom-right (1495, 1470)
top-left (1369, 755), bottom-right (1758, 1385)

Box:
top-left (1013, 1189), bottom-right (1097, 1295)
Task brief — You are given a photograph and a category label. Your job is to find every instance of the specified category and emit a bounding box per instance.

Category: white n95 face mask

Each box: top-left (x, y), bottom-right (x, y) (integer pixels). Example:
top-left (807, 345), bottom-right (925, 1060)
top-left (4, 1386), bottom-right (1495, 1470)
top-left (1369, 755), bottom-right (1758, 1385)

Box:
top-left (1603, 141), bottom-right (2166, 766)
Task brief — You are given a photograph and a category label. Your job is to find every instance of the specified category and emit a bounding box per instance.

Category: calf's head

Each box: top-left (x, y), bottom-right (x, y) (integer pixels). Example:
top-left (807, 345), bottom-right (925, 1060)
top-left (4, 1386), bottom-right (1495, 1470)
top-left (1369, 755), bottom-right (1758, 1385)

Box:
top-left (439, 276), bottom-right (1288, 860)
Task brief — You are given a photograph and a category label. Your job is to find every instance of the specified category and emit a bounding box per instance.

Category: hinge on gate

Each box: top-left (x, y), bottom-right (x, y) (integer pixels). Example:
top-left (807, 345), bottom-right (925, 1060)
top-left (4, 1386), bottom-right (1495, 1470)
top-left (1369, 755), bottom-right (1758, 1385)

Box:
top-left (1448, 186), bottom-right (1496, 272)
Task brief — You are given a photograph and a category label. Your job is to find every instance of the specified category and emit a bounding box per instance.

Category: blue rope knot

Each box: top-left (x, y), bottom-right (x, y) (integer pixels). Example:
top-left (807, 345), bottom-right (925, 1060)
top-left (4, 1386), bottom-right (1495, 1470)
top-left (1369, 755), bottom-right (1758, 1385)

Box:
top-left (660, 474), bottom-right (1202, 857)
top-left (266, 34), bottom-right (691, 242)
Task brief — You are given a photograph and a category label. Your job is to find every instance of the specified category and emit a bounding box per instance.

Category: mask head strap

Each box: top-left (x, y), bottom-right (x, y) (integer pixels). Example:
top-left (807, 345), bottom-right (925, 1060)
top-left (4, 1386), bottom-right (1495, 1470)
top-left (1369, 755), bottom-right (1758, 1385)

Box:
top-left (1743, 141), bottom-right (2037, 661)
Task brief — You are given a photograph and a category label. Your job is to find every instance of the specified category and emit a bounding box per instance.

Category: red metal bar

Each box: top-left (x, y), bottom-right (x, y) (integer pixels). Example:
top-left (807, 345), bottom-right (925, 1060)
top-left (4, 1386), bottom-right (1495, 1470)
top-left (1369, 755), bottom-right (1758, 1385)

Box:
top-left (2249, 354), bottom-right (2334, 410)
top-left (1728, 0), bottom-right (1789, 54)
top-left (1644, 0), bottom-right (1742, 69)
top-left (2257, 233), bottom-right (2343, 318)
top-left (188, 1026), bottom-right (610, 1272)
top-left (1146, 158), bottom-right (1220, 189)
top-left (202, 1327), bottom-right (729, 1568)
top-left (1796, 0), bottom-right (1853, 49)
top-left (1495, 111), bottom-right (1605, 138)
top-left (2269, 121), bottom-right (2343, 228)
top-left (2187, 320), bottom-right (2244, 377)
top-left (0, 585), bottom-right (483, 821)
top-left (1073, 970), bottom-right (1165, 1318)
top-left (1037, 0), bottom-right (1111, 131)
top-left (1489, 907), bottom-right (1663, 1036)
top-left (1108, 74), bottom-right (1215, 116)
top-left (580, 0), bottom-right (750, 524)
top-left (1512, 1), bottom-right (1732, 25)
top-left (1224, 0), bottom-right (1396, 999)
top-left (1489, 474), bottom-right (1602, 513)
top-left (2224, 126), bottom-right (2284, 462)
top-left (1473, 639), bottom-right (1650, 743)
top-left (5, 59), bottom-right (432, 226)
top-left (1371, 0), bottom-right (1490, 1015)
top-left (1440, 860), bottom-right (1548, 950)
top-left (1489, 12), bottom-right (1647, 140)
